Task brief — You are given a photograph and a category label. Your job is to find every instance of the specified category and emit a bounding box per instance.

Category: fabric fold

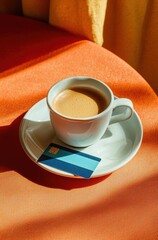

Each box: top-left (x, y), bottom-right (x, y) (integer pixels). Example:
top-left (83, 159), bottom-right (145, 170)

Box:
top-left (49, 0), bottom-right (107, 45)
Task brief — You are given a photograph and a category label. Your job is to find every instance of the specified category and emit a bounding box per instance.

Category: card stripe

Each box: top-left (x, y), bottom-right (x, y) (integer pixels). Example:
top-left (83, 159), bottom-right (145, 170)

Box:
top-left (49, 143), bottom-right (101, 162)
top-left (40, 158), bottom-right (93, 178)
top-left (38, 143), bottom-right (101, 178)
top-left (44, 151), bottom-right (99, 171)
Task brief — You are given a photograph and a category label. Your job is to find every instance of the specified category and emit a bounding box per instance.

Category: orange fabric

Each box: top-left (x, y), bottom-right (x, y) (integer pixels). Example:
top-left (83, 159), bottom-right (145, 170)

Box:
top-left (0, 15), bottom-right (158, 240)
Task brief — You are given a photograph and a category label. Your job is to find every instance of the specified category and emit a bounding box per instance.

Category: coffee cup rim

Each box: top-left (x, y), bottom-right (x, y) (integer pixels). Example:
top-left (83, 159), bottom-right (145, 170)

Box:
top-left (46, 76), bottom-right (114, 121)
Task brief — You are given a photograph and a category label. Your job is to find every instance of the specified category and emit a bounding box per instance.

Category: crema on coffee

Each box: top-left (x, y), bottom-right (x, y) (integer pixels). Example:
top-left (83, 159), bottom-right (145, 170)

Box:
top-left (52, 87), bottom-right (108, 118)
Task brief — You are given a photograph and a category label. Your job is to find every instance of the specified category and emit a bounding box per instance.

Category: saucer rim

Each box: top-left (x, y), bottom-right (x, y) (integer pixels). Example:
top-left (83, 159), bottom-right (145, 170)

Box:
top-left (19, 98), bottom-right (143, 179)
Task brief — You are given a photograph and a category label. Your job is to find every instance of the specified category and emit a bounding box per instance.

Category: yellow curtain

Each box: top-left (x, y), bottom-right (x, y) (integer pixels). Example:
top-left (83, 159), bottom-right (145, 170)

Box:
top-left (49, 0), bottom-right (107, 46)
top-left (22, 0), bottom-right (50, 21)
top-left (103, 0), bottom-right (158, 94)
top-left (0, 0), bottom-right (157, 93)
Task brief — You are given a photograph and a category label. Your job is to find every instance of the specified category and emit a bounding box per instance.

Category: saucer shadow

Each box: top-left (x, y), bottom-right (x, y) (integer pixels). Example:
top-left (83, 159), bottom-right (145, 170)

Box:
top-left (0, 114), bottom-right (111, 189)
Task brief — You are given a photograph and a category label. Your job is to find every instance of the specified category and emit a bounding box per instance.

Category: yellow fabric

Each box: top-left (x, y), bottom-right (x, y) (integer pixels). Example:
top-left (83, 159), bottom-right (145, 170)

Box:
top-left (103, 0), bottom-right (158, 94)
top-left (22, 0), bottom-right (50, 21)
top-left (49, 0), bottom-right (107, 46)
top-left (0, 0), bottom-right (157, 93)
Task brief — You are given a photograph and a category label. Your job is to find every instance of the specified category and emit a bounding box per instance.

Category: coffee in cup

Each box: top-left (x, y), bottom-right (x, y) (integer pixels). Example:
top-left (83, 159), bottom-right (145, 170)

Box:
top-left (52, 87), bottom-right (108, 118)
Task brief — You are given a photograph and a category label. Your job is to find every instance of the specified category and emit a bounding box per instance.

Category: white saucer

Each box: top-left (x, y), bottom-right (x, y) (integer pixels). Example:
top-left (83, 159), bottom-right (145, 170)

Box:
top-left (19, 98), bottom-right (143, 178)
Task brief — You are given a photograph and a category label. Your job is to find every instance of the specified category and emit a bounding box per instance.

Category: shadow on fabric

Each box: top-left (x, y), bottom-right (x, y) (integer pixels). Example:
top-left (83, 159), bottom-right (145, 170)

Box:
top-left (0, 114), bottom-right (110, 189)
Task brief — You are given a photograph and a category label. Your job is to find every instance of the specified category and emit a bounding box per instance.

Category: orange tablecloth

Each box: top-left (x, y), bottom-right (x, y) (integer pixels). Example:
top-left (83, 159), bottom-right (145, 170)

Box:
top-left (0, 14), bottom-right (158, 240)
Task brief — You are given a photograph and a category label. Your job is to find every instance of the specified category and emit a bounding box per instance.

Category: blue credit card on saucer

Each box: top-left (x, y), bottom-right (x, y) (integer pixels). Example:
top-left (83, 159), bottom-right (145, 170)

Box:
top-left (38, 143), bottom-right (101, 179)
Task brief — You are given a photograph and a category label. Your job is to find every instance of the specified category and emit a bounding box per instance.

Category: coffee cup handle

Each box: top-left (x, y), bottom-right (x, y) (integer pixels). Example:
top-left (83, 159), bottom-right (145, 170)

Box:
top-left (109, 98), bottom-right (133, 124)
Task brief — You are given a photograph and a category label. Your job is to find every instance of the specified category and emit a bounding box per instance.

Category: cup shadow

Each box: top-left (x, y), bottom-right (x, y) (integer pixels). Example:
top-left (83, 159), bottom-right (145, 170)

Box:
top-left (0, 113), bottom-right (111, 189)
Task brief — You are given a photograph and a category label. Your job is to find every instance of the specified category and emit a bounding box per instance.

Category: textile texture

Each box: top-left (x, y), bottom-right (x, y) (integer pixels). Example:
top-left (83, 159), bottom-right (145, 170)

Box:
top-left (0, 14), bottom-right (158, 240)
top-left (0, 0), bottom-right (157, 93)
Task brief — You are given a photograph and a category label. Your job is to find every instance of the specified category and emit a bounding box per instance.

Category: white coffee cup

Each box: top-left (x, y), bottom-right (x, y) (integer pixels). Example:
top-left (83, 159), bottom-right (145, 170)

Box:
top-left (47, 76), bottom-right (133, 147)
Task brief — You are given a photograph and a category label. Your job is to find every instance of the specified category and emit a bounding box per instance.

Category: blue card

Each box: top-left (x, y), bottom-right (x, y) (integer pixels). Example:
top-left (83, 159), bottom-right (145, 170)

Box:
top-left (38, 143), bottom-right (101, 179)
